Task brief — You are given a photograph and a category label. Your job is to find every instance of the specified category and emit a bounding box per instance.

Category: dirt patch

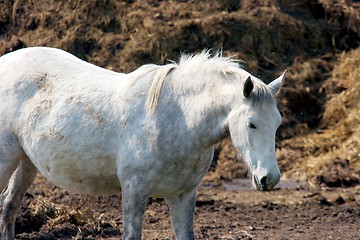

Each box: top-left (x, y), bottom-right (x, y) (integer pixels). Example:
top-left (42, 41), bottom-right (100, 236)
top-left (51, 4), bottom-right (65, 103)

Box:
top-left (15, 176), bottom-right (360, 239)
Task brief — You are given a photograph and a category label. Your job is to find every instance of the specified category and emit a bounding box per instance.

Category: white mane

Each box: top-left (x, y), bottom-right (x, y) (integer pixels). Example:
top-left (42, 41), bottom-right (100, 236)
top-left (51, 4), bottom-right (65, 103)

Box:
top-left (145, 51), bottom-right (275, 114)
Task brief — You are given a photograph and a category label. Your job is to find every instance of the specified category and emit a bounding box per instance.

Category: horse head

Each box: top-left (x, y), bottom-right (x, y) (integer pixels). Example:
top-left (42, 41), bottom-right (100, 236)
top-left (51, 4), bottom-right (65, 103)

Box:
top-left (229, 70), bottom-right (286, 191)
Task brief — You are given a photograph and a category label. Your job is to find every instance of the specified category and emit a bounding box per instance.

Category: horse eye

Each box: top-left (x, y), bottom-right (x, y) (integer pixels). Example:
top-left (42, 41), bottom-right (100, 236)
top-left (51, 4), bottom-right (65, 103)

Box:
top-left (248, 123), bottom-right (256, 129)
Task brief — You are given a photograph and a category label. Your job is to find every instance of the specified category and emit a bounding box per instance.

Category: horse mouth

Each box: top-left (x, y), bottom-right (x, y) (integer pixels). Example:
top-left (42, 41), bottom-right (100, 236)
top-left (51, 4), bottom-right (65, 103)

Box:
top-left (252, 175), bottom-right (273, 191)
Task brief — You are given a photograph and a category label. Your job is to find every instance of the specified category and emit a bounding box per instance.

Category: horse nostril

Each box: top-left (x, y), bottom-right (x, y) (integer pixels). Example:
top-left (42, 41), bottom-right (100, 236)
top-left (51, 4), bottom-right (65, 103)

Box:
top-left (260, 176), bottom-right (268, 188)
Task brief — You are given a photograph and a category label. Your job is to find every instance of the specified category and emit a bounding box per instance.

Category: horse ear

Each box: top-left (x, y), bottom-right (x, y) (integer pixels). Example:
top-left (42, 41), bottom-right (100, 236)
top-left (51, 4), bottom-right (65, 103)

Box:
top-left (243, 76), bottom-right (254, 98)
top-left (268, 69), bottom-right (287, 94)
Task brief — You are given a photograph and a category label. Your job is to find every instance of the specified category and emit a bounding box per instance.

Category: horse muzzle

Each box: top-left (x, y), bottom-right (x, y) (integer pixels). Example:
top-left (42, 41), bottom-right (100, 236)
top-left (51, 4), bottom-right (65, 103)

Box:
top-left (252, 173), bottom-right (281, 191)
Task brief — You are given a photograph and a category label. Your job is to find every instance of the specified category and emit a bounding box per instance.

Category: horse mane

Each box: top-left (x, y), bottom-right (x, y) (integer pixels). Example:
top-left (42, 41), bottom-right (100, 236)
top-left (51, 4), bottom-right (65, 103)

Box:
top-left (145, 63), bottom-right (177, 113)
top-left (145, 51), bottom-right (275, 114)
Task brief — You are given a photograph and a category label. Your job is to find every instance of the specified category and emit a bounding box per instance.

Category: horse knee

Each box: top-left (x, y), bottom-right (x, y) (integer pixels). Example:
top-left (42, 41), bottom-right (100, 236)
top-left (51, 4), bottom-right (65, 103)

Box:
top-left (0, 195), bottom-right (18, 240)
top-left (0, 159), bottom-right (37, 239)
top-left (1, 196), bottom-right (18, 220)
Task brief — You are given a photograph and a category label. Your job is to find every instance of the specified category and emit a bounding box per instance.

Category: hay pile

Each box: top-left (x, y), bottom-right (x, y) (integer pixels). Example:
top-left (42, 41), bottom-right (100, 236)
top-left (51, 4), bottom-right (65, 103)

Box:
top-left (278, 48), bottom-right (360, 187)
top-left (1, 0), bottom-right (357, 76)
top-left (16, 193), bottom-right (121, 238)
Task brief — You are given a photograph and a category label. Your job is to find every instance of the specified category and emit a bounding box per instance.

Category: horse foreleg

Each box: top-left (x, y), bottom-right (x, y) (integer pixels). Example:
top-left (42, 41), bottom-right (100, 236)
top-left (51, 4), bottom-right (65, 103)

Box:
top-left (0, 158), bottom-right (37, 240)
top-left (121, 177), bottom-right (148, 240)
top-left (166, 189), bottom-right (196, 240)
top-left (0, 160), bottom-right (20, 217)
top-left (0, 134), bottom-right (24, 197)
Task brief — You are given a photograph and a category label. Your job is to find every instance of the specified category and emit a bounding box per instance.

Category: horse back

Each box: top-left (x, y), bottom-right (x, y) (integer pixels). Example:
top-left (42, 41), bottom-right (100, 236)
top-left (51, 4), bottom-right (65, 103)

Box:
top-left (0, 47), bottom-right (127, 119)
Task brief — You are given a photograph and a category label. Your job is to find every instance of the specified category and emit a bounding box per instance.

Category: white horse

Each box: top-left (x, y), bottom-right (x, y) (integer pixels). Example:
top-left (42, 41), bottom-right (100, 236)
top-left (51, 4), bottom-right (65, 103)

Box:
top-left (0, 47), bottom-right (286, 240)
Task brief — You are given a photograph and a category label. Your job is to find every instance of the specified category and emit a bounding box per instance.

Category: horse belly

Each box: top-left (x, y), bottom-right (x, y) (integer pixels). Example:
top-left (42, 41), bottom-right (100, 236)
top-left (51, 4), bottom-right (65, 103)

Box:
top-left (18, 108), bottom-right (122, 195)
top-left (32, 153), bottom-right (121, 195)
top-left (14, 84), bottom-right (123, 195)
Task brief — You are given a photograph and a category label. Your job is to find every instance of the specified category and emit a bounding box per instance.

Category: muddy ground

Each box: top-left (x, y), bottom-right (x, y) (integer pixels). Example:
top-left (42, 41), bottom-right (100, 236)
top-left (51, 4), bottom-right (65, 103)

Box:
top-left (15, 175), bottom-right (360, 239)
top-left (1, 0), bottom-right (360, 239)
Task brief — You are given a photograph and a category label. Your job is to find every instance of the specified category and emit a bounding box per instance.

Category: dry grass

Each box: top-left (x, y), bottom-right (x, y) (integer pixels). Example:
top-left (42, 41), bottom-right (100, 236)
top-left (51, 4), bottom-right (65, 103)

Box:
top-left (17, 193), bottom-right (120, 237)
top-left (278, 48), bottom-right (360, 186)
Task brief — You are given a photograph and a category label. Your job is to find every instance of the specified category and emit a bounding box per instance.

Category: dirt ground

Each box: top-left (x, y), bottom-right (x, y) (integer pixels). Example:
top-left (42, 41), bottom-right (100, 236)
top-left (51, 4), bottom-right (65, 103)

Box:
top-left (1, 0), bottom-right (360, 239)
top-left (14, 175), bottom-right (360, 239)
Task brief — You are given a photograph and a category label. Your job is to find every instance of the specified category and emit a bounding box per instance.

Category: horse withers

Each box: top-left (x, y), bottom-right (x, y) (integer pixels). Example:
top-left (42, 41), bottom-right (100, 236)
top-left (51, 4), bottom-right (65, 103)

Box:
top-left (0, 47), bottom-right (285, 239)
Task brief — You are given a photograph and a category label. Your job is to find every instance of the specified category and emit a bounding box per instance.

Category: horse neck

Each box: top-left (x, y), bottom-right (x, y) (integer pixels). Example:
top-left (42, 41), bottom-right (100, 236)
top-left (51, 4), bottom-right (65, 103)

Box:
top-left (163, 73), bottom-right (237, 148)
